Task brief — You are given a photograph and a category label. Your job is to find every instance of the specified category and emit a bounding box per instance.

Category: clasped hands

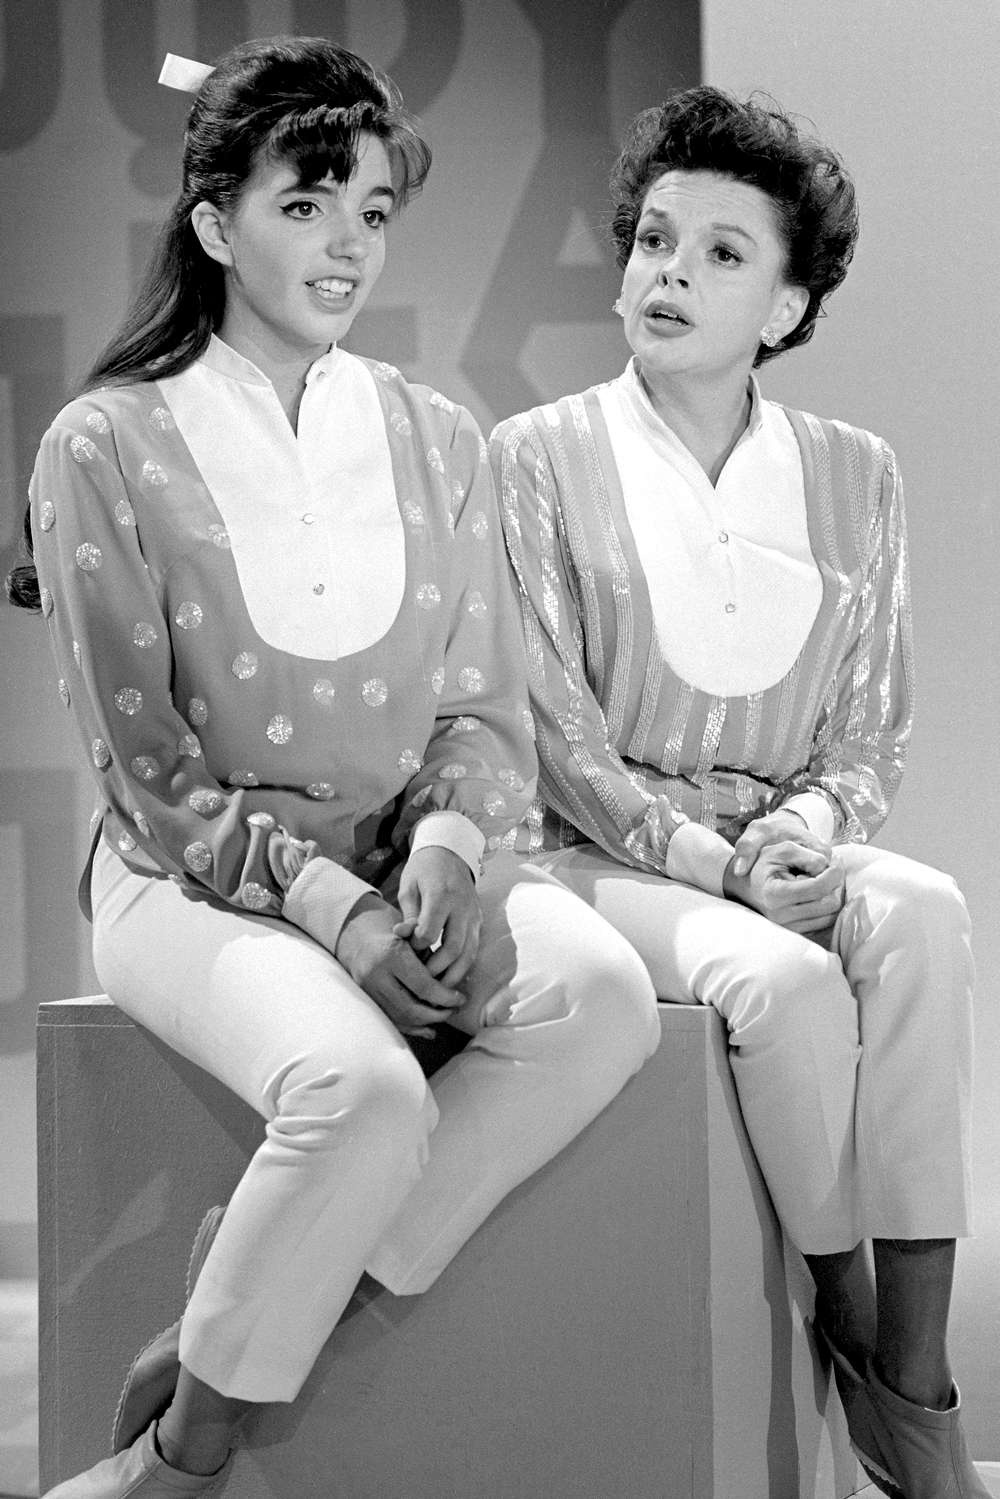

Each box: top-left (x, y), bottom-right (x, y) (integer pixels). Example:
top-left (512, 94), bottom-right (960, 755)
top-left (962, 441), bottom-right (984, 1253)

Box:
top-left (334, 811), bottom-right (843, 1035)
top-left (723, 808), bottom-right (845, 937)
top-left (334, 845), bottom-right (481, 1038)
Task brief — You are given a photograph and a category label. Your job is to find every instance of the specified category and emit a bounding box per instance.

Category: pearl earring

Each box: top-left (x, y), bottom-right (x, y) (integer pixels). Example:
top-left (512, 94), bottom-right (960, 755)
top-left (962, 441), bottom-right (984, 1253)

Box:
top-left (613, 297), bottom-right (624, 317)
top-left (760, 325), bottom-right (778, 347)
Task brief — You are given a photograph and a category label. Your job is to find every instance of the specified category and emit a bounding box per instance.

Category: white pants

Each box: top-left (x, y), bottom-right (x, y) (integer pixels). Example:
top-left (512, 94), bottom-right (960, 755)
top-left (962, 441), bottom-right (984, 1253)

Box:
top-left (532, 841), bottom-right (974, 1255)
top-left (90, 841), bottom-right (660, 1402)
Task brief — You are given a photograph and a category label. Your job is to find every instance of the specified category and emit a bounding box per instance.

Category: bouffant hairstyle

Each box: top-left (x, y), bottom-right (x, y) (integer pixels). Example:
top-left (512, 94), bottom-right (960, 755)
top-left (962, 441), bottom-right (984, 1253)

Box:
top-left (610, 85), bottom-right (858, 366)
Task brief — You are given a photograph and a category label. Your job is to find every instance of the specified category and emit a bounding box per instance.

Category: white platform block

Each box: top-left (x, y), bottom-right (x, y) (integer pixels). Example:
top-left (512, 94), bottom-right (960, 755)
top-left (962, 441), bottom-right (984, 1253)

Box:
top-left (38, 997), bottom-right (863, 1499)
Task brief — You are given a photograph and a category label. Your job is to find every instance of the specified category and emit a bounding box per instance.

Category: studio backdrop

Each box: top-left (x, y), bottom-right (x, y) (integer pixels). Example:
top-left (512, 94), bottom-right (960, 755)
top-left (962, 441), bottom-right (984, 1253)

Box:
top-left (1, 0), bottom-right (998, 1457)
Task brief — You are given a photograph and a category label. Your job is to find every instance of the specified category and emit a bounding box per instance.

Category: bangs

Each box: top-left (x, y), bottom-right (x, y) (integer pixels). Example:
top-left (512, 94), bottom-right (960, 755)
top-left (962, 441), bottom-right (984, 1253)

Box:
top-left (263, 102), bottom-right (429, 206)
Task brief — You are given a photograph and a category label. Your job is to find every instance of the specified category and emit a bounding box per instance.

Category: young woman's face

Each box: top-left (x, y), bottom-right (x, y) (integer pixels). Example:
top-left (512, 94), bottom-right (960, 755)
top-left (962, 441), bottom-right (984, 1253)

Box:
top-left (209, 133), bottom-right (395, 367)
top-left (618, 168), bottom-right (807, 386)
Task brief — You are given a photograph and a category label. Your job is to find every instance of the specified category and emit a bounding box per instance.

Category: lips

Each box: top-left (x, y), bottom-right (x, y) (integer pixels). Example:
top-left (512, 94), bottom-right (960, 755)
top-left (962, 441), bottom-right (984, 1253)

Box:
top-left (307, 276), bottom-right (358, 302)
top-left (645, 299), bottom-right (691, 326)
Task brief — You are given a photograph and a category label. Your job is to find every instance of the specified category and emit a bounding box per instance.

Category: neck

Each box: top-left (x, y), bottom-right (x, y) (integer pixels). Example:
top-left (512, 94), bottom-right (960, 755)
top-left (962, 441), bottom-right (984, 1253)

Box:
top-left (268, 362), bottom-right (311, 430)
top-left (215, 321), bottom-right (330, 429)
top-left (637, 363), bottom-right (754, 485)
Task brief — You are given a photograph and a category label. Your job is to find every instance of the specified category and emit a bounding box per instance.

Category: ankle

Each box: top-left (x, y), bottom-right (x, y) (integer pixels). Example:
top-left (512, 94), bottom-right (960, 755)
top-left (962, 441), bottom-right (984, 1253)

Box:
top-left (154, 1416), bottom-right (235, 1477)
top-left (872, 1353), bottom-right (954, 1412)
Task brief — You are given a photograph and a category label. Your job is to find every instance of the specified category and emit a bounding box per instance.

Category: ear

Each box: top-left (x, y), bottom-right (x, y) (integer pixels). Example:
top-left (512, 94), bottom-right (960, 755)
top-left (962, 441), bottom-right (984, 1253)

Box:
top-left (190, 200), bottom-right (234, 268)
top-left (771, 282), bottom-right (809, 342)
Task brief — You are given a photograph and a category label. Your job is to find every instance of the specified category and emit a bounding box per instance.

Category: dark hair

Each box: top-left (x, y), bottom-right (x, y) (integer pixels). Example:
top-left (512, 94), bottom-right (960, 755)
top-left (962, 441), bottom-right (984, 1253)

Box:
top-left (6, 35), bottom-right (431, 611)
top-left (87, 35), bottom-right (430, 390)
top-left (610, 85), bottom-right (858, 367)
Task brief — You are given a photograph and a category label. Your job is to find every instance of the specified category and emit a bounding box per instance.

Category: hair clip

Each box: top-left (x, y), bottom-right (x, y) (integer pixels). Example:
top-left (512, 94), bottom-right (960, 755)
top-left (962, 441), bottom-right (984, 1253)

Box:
top-left (158, 53), bottom-right (214, 94)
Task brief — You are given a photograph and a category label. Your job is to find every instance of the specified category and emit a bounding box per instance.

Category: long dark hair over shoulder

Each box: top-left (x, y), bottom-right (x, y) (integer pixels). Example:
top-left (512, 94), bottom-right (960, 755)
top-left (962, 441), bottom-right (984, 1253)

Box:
top-left (6, 34), bottom-right (431, 611)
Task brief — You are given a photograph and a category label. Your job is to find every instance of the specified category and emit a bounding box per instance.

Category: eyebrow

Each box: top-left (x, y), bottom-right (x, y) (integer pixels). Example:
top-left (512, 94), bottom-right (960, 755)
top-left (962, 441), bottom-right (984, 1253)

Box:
top-left (638, 205), bottom-right (758, 245)
top-left (277, 178), bottom-right (397, 205)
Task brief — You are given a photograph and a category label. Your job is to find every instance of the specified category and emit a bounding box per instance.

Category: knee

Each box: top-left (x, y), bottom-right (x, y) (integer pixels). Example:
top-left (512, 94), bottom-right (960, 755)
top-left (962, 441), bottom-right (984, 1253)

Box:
top-left (718, 941), bottom-right (854, 1048)
top-left (604, 943), bottom-right (662, 1069)
top-left (910, 864), bottom-right (968, 936)
top-left (549, 927), bottom-right (662, 1076)
top-left (268, 1040), bottom-right (433, 1154)
top-left (853, 856), bottom-right (970, 949)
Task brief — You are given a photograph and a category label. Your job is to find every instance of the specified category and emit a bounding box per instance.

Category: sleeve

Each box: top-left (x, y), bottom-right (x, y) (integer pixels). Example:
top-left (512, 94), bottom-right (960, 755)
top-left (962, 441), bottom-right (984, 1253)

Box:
top-left (491, 416), bottom-right (733, 897)
top-left (31, 418), bottom-right (377, 947)
top-left (778, 441), bottom-right (914, 843)
top-left (390, 408), bottom-right (539, 869)
top-left (780, 790), bottom-right (838, 842)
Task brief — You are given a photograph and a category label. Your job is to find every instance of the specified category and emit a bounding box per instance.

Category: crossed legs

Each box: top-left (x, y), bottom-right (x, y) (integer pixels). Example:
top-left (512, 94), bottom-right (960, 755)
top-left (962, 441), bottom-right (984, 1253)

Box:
top-left (80, 843), bottom-right (659, 1482)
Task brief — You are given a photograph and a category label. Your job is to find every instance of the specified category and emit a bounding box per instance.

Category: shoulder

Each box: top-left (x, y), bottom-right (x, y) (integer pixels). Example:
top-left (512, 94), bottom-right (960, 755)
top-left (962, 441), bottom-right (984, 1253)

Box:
top-left (38, 381), bottom-right (166, 464)
top-left (491, 382), bottom-right (611, 458)
top-left (776, 401), bottom-right (897, 481)
top-left (355, 355), bottom-right (484, 451)
top-left (774, 403), bottom-right (903, 566)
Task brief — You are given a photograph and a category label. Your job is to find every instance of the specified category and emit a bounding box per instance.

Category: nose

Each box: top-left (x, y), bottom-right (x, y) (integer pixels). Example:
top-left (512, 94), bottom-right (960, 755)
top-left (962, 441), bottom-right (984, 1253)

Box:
top-left (325, 205), bottom-right (366, 260)
top-left (657, 248), bottom-right (689, 289)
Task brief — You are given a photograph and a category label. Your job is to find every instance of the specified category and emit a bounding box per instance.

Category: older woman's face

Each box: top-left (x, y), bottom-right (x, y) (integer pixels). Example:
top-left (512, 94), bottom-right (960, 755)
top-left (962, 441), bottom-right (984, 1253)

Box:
top-left (619, 168), bottom-right (806, 385)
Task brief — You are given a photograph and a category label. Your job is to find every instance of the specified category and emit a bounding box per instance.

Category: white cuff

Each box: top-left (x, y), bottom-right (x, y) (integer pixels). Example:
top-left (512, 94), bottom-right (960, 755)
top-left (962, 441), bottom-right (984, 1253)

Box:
top-left (282, 855), bottom-right (378, 954)
top-left (664, 821), bottom-right (733, 898)
top-left (409, 810), bottom-right (486, 881)
top-left (782, 792), bottom-right (836, 843)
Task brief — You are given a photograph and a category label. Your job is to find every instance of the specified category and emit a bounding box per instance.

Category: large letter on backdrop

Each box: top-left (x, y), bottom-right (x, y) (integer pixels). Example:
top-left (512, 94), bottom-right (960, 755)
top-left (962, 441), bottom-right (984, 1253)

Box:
top-left (461, 0), bottom-right (699, 416)
top-left (0, 0), bottom-right (62, 151)
top-left (0, 316), bottom-right (66, 562)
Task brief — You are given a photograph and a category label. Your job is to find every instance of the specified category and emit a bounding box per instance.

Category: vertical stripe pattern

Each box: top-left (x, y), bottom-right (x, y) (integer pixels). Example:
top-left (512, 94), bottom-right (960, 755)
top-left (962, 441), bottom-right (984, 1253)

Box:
top-left (490, 393), bottom-right (913, 874)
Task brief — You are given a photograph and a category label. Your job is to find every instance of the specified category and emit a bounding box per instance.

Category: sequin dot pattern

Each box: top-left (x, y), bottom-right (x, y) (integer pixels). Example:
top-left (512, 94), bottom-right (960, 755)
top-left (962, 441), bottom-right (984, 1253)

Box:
top-left (30, 370), bottom-right (538, 928)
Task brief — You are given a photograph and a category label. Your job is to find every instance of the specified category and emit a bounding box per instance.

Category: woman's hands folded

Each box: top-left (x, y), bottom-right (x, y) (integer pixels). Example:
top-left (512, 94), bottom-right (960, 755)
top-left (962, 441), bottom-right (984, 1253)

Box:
top-left (723, 840), bottom-right (845, 936)
top-left (335, 847), bottom-right (482, 1038)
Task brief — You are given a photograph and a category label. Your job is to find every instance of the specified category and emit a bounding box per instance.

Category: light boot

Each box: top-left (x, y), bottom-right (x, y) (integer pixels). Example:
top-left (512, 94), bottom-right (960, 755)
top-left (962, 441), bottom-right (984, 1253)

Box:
top-left (44, 1422), bottom-right (229, 1498)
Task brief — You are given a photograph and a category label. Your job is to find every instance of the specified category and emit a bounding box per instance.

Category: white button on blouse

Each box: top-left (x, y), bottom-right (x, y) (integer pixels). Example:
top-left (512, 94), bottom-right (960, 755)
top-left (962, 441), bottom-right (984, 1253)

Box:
top-left (158, 337), bottom-right (405, 662)
top-left (598, 361), bottom-right (823, 699)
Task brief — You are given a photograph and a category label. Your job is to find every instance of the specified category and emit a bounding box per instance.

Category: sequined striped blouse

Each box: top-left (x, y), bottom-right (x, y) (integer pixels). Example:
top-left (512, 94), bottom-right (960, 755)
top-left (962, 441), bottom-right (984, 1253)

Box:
top-left (30, 347), bottom-right (537, 955)
top-left (490, 379), bottom-right (913, 896)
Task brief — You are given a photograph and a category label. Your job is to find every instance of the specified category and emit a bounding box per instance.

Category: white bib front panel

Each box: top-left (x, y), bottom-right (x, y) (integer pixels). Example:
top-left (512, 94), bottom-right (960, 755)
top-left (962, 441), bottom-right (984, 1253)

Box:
top-left (159, 339), bottom-right (405, 661)
top-left (598, 368), bottom-right (822, 697)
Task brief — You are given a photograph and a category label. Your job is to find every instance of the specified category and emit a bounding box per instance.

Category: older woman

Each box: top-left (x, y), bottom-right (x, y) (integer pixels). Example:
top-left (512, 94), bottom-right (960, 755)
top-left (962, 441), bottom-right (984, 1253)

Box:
top-left (491, 86), bottom-right (984, 1499)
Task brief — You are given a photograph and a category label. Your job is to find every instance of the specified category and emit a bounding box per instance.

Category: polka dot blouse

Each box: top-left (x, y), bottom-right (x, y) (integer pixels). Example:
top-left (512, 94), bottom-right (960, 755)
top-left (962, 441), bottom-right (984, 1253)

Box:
top-left (30, 341), bottom-right (537, 953)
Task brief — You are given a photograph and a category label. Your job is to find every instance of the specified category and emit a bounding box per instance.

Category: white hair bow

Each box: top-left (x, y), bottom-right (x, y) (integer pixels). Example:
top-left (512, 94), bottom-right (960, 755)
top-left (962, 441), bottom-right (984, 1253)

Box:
top-left (158, 53), bottom-right (213, 94)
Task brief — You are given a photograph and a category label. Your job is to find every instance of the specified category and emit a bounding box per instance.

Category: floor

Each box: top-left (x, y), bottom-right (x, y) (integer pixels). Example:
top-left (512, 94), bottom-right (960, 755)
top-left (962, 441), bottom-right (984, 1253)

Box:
top-left (0, 1280), bottom-right (37, 1499)
top-left (6, 1474), bottom-right (999, 1499)
top-left (4, 1461), bottom-right (998, 1496)
top-left (856, 1467), bottom-right (1000, 1498)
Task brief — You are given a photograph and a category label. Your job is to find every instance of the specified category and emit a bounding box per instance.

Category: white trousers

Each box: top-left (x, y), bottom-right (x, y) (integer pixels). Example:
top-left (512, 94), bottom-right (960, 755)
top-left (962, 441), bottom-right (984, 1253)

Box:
top-left (90, 841), bottom-right (660, 1403)
top-left (532, 841), bottom-right (974, 1255)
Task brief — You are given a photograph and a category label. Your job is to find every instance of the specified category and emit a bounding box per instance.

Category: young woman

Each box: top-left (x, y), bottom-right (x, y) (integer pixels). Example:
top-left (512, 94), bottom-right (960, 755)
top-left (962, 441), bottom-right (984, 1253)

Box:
top-left (491, 86), bottom-right (985, 1499)
top-left (9, 37), bottom-right (660, 1498)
